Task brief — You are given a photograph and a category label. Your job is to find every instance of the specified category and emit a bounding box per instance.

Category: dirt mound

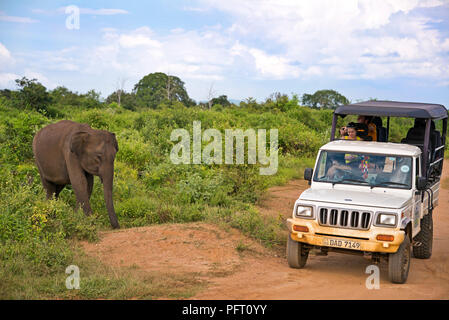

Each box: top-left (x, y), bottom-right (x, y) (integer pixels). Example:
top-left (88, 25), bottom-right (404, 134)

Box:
top-left (81, 222), bottom-right (276, 278)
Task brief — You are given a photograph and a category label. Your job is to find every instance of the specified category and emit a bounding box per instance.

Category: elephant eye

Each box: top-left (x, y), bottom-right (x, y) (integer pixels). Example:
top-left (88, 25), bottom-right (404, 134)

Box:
top-left (95, 153), bottom-right (102, 162)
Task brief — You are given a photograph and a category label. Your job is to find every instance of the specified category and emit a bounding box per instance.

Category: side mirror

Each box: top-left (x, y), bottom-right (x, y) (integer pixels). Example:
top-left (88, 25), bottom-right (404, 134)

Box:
top-left (304, 168), bottom-right (313, 182)
top-left (416, 177), bottom-right (427, 191)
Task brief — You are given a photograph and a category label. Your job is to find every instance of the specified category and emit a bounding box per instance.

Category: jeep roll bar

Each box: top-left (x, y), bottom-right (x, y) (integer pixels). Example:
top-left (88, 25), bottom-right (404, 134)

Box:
top-left (330, 100), bottom-right (448, 180)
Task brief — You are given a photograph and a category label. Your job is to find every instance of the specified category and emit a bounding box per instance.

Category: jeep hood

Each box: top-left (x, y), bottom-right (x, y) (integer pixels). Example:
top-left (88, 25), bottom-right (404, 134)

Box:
top-left (299, 188), bottom-right (410, 209)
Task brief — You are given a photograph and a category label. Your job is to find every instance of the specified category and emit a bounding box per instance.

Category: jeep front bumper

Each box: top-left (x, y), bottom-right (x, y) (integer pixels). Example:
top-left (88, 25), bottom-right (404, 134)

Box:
top-left (287, 218), bottom-right (405, 254)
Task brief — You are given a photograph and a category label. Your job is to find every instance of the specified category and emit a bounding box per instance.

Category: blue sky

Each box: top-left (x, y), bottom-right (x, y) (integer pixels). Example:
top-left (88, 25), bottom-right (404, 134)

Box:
top-left (1, 0), bottom-right (449, 107)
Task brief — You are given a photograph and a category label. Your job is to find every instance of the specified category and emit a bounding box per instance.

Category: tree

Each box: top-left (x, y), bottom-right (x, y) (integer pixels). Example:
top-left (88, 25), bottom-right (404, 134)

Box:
top-left (211, 95), bottom-right (231, 107)
top-left (106, 90), bottom-right (137, 111)
top-left (14, 77), bottom-right (52, 112)
top-left (133, 72), bottom-right (193, 108)
top-left (240, 97), bottom-right (258, 108)
top-left (301, 89), bottom-right (349, 109)
top-left (0, 89), bottom-right (13, 99)
top-left (206, 82), bottom-right (217, 109)
top-left (50, 86), bottom-right (82, 106)
top-left (115, 77), bottom-right (127, 107)
top-left (82, 89), bottom-right (102, 109)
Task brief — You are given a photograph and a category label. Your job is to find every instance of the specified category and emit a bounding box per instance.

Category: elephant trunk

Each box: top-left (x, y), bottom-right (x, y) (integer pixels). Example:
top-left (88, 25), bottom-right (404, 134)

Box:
top-left (102, 169), bottom-right (120, 229)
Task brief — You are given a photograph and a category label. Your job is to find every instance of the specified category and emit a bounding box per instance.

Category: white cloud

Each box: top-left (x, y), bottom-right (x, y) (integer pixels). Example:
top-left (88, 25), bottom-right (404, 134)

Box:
top-left (79, 8), bottom-right (129, 15)
top-left (199, 0), bottom-right (449, 81)
top-left (0, 42), bottom-right (14, 67)
top-left (32, 7), bottom-right (128, 16)
top-left (0, 43), bottom-right (12, 60)
top-left (0, 11), bottom-right (38, 23)
top-left (6, 1), bottom-right (449, 99)
top-left (118, 27), bottom-right (162, 48)
top-left (442, 38), bottom-right (449, 51)
top-left (0, 72), bottom-right (20, 88)
top-left (230, 44), bottom-right (301, 79)
top-left (182, 6), bottom-right (210, 12)
top-left (22, 70), bottom-right (56, 89)
top-left (249, 48), bottom-right (299, 79)
top-left (71, 27), bottom-right (240, 97)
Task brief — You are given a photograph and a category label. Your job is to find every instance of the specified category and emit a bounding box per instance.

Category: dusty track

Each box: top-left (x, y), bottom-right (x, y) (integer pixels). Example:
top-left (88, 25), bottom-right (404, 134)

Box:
top-left (81, 161), bottom-right (449, 299)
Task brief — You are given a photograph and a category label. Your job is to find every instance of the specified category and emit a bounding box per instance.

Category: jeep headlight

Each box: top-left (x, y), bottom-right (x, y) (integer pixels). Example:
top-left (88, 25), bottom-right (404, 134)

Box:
top-left (295, 205), bottom-right (313, 218)
top-left (375, 213), bottom-right (397, 227)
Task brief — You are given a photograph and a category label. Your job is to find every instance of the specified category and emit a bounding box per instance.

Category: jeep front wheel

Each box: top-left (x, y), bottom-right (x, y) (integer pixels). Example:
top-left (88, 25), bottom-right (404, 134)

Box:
top-left (388, 235), bottom-right (411, 284)
top-left (287, 233), bottom-right (309, 269)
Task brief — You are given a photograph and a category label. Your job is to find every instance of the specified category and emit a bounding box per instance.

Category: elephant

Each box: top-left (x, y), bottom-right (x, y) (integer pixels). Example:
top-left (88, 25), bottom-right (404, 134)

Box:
top-left (32, 120), bottom-right (120, 229)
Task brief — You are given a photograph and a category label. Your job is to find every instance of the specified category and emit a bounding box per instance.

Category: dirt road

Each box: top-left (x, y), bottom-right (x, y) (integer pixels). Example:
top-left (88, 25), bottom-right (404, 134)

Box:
top-left (81, 162), bottom-right (449, 299)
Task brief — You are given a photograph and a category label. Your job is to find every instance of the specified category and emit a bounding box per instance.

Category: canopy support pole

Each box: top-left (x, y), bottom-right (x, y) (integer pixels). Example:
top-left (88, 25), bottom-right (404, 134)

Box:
top-left (331, 113), bottom-right (337, 141)
top-left (423, 119), bottom-right (431, 180)
top-left (386, 117), bottom-right (390, 142)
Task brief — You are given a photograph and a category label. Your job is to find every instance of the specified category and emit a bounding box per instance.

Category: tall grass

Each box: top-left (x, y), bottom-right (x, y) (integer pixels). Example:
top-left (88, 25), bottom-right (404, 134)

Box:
top-left (0, 100), bottom-right (325, 298)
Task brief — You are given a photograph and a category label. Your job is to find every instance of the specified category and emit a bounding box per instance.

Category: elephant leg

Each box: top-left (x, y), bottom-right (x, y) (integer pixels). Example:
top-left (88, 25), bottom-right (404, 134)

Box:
top-left (54, 184), bottom-right (66, 199)
top-left (66, 162), bottom-right (93, 216)
top-left (85, 173), bottom-right (94, 200)
top-left (72, 177), bottom-right (93, 216)
top-left (42, 179), bottom-right (57, 200)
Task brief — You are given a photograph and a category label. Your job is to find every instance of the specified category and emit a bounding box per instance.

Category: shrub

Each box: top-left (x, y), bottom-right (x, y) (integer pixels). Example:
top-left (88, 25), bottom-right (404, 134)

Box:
top-left (75, 109), bottom-right (110, 130)
top-left (13, 77), bottom-right (52, 114)
top-left (0, 111), bottom-right (49, 164)
top-left (115, 130), bottom-right (156, 170)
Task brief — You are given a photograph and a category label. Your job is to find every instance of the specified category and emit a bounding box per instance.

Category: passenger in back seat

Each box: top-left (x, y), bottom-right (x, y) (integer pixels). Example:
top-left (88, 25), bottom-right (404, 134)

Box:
top-left (357, 115), bottom-right (377, 141)
top-left (372, 117), bottom-right (387, 142)
top-left (403, 118), bottom-right (441, 177)
top-left (405, 118), bottom-right (426, 142)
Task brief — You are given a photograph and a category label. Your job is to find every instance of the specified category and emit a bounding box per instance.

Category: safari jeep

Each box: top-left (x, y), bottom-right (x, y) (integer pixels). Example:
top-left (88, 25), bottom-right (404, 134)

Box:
top-left (286, 101), bottom-right (447, 283)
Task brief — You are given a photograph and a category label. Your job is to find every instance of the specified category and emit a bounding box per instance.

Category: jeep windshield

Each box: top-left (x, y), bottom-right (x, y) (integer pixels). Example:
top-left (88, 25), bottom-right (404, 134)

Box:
top-left (313, 151), bottom-right (412, 189)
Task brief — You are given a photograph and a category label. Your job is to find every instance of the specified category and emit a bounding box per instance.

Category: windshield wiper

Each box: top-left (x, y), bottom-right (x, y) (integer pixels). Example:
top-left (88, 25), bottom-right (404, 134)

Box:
top-left (370, 181), bottom-right (409, 189)
top-left (332, 178), bottom-right (370, 187)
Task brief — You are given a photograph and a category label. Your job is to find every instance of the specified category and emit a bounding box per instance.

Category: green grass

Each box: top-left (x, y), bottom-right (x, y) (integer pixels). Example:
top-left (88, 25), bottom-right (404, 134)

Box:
top-left (0, 241), bottom-right (206, 299)
top-left (0, 99), bottom-right (322, 299)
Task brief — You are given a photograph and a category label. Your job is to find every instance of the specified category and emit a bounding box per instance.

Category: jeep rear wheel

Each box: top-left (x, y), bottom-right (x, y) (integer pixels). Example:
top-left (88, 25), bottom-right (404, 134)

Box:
top-left (413, 210), bottom-right (433, 259)
top-left (388, 235), bottom-right (411, 284)
top-left (287, 233), bottom-right (309, 269)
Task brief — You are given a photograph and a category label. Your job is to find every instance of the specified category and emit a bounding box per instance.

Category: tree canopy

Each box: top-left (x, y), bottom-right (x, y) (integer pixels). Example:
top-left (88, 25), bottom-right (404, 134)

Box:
top-left (301, 89), bottom-right (349, 109)
top-left (133, 72), bottom-right (194, 108)
top-left (210, 95), bottom-right (231, 107)
top-left (14, 77), bottom-right (52, 113)
top-left (106, 91), bottom-right (138, 111)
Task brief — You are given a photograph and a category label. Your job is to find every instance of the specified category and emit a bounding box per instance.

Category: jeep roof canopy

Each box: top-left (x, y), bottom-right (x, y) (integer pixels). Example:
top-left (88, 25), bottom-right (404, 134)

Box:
top-left (334, 100), bottom-right (448, 119)
top-left (330, 100), bottom-right (448, 180)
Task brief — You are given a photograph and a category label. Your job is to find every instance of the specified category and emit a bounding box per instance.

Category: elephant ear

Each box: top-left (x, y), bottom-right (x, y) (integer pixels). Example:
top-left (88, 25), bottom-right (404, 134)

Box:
top-left (111, 132), bottom-right (118, 152)
top-left (70, 131), bottom-right (90, 157)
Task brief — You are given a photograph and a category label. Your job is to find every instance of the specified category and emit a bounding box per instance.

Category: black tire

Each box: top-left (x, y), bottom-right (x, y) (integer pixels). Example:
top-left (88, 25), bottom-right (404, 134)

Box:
top-left (388, 235), bottom-right (411, 284)
top-left (413, 210), bottom-right (433, 259)
top-left (287, 233), bottom-right (309, 269)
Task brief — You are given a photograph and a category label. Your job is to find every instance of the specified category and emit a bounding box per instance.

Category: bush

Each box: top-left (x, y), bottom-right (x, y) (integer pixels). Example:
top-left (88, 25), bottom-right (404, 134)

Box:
top-left (115, 130), bottom-right (156, 170)
top-left (75, 109), bottom-right (110, 130)
top-left (0, 110), bottom-right (49, 164)
top-left (12, 77), bottom-right (52, 114)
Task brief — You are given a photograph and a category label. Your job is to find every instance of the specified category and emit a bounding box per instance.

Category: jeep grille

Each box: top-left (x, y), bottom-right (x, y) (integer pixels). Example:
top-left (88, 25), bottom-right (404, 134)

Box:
top-left (319, 208), bottom-right (372, 230)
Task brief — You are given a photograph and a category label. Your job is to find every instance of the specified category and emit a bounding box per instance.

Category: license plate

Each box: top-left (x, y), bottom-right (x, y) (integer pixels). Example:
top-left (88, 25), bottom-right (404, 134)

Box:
top-left (322, 238), bottom-right (361, 250)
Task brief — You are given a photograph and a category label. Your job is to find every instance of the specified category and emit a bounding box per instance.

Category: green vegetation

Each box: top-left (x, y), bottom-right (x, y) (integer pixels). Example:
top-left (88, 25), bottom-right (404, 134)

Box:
top-left (0, 75), bottom-right (327, 299)
top-left (133, 72), bottom-right (195, 108)
top-left (0, 73), bottom-right (447, 299)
